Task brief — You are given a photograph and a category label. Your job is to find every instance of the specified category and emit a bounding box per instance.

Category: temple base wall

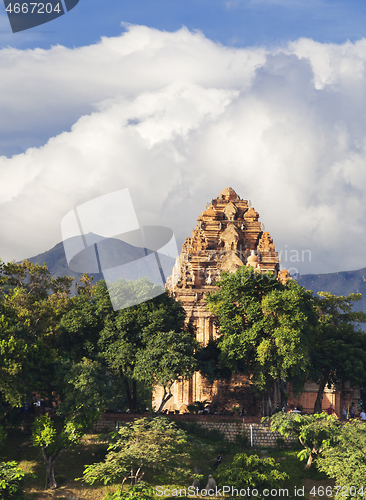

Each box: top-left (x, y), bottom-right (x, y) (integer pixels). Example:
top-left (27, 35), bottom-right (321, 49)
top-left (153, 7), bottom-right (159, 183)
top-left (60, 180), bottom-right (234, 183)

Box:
top-left (93, 413), bottom-right (296, 447)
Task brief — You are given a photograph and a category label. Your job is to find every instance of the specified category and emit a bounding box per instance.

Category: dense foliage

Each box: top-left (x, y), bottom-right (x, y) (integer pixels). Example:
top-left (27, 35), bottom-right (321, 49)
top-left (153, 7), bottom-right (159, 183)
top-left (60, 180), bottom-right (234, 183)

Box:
top-left (0, 260), bottom-right (74, 407)
top-left (205, 266), bottom-right (366, 416)
top-left (94, 280), bottom-right (194, 413)
top-left (317, 420), bottom-right (366, 499)
top-left (32, 412), bottom-right (97, 489)
top-left (266, 411), bottom-right (341, 468)
top-left (0, 461), bottom-right (33, 499)
top-left (310, 292), bottom-right (366, 413)
top-left (205, 266), bottom-right (317, 414)
top-left (216, 453), bottom-right (288, 499)
top-left (2, 258), bottom-right (366, 494)
top-left (82, 417), bottom-right (192, 490)
top-left (0, 260), bottom-right (197, 491)
top-left (0, 260), bottom-right (195, 414)
top-left (134, 329), bottom-right (197, 413)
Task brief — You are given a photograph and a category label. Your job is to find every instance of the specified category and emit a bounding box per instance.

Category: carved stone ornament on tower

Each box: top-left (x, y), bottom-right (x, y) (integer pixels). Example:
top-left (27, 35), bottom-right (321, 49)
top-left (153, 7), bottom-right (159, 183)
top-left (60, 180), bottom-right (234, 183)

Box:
top-left (224, 202), bottom-right (237, 221)
top-left (219, 224), bottom-right (240, 252)
top-left (153, 187), bottom-right (289, 412)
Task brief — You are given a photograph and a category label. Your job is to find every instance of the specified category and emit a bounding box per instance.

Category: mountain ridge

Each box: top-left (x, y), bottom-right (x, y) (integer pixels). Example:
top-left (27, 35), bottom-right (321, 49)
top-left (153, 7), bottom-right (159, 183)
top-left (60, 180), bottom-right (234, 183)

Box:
top-left (20, 237), bottom-right (366, 313)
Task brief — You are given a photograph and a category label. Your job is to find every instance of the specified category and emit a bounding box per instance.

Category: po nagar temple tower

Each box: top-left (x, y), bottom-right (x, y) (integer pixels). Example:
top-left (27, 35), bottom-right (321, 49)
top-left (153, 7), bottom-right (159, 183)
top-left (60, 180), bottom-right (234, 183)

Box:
top-left (153, 186), bottom-right (357, 416)
top-left (154, 187), bottom-right (290, 412)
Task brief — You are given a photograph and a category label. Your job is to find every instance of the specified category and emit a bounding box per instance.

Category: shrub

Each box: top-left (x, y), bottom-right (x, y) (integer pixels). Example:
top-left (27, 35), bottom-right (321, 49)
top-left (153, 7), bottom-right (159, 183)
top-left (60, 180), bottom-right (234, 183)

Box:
top-left (0, 461), bottom-right (29, 499)
top-left (265, 411), bottom-right (341, 468)
top-left (317, 420), bottom-right (366, 499)
top-left (177, 421), bottom-right (224, 442)
top-left (187, 404), bottom-right (198, 414)
top-left (276, 437), bottom-right (285, 448)
top-left (235, 431), bottom-right (249, 448)
top-left (82, 417), bottom-right (192, 488)
top-left (103, 483), bottom-right (155, 500)
top-left (216, 453), bottom-right (288, 499)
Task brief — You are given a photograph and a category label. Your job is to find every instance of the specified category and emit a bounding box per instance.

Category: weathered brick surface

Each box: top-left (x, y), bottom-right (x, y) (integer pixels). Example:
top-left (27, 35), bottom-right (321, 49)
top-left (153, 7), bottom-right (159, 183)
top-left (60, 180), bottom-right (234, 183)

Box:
top-left (194, 421), bottom-right (295, 446)
top-left (92, 414), bottom-right (296, 447)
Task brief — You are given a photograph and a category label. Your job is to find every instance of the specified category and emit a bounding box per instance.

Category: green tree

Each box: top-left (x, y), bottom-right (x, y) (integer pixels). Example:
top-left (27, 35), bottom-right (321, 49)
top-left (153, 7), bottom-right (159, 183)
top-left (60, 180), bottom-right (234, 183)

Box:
top-left (194, 339), bottom-right (232, 384)
top-left (57, 274), bottom-right (102, 362)
top-left (266, 411), bottom-right (341, 468)
top-left (82, 417), bottom-right (191, 490)
top-left (96, 280), bottom-right (188, 413)
top-left (134, 329), bottom-right (197, 413)
top-left (31, 352), bottom-right (124, 489)
top-left (0, 461), bottom-right (32, 499)
top-left (0, 260), bottom-right (74, 407)
top-left (53, 357), bottom-right (123, 417)
top-left (0, 418), bottom-right (33, 499)
top-left (0, 260), bottom-right (73, 343)
top-left (102, 483), bottom-right (156, 500)
top-left (206, 267), bottom-right (317, 415)
top-left (58, 278), bottom-right (191, 413)
top-left (56, 275), bottom-right (133, 412)
top-left (310, 292), bottom-right (366, 413)
top-left (32, 412), bottom-right (95, 489)
top-left (317, 420), bottom-right (366, 499)
top-left (0, 314), bottom-right (38, 407)
top-left (216, 453), bottom-right (288, 499)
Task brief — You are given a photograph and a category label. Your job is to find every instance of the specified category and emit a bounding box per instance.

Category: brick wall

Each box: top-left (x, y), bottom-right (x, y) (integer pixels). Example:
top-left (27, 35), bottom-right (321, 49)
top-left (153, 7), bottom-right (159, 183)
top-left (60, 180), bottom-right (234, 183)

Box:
top-left (92, 413), bottom-right (296, 447)
top-left (195, 420), bottom-right (245, 442)
top-left (194, 421), bottom-right (295, 446)
top-left (242, 423), bottom-right (296, 447)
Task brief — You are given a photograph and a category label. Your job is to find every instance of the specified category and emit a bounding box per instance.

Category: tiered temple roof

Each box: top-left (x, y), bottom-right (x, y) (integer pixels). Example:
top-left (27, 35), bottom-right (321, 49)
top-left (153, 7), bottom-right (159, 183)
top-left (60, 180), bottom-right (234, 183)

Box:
top-left (168, 187), bottom-right (285, 297)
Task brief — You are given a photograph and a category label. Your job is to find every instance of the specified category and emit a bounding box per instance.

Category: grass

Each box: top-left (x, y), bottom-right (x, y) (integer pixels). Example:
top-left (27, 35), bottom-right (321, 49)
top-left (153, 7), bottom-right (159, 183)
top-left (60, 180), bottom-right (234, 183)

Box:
top-left (1, 429), bottom-right (118, 499)
top-left (0, 421), bottom-right (333, 500)
top-left (263, 447), bottom-right (331, 497)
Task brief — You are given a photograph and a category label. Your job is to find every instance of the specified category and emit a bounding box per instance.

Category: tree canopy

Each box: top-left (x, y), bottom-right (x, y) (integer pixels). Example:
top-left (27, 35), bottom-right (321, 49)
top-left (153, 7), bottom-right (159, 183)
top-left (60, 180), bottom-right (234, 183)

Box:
top-left (32, 412), bottom-right (95, 489)
top-left (0, 254), bottom-right (198, 420)
top-left (216, 453), bottom-right (288, 499)
top-left (134, 329), bottom-right (197, 413)
top-left (95, 279), bottom-right (192, 413)
top-left (309, 292), bottom-right (366, 413)
top-left (0, 260), bottom-right (74, 407)
top-left (266, 411), bottom-right (341, 468)
top-left (317, 419), bottom-right (366, 498)
top-left (205, 267), bottom-right (317, 414)
top-left (81, 417), bottom-right (191, 490)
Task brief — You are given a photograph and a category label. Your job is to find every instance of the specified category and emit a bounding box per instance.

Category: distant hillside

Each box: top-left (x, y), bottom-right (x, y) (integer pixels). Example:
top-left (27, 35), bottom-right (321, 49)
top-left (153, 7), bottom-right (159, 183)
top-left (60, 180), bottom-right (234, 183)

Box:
top-left (26, 233), bottom-right (175, 288)
top-left (27, 239), bottom-right (96, 282)
top-left (26, 239), bottom-right (366, 314)
top-left (296, 268), bottom-right (366, 314)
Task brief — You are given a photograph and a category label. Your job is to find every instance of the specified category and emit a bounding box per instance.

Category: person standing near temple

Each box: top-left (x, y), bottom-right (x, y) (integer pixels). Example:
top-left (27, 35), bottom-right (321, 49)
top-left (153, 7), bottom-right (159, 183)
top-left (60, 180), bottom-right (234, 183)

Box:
top-left (342, 404), bottom-right (347, 419)
top-left (327, 404), bottom-right (335, 415)
top-left (350, 403), bottom-right (355, 419)
top-left (213, 453), bottom-right (222, 470)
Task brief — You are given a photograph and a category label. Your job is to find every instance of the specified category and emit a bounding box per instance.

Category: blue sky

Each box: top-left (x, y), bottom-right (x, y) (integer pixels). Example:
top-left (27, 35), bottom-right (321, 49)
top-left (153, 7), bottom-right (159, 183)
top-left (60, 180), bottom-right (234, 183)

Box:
top-left (2, 0), bottom-right (366, 50)
top-left (2, 0), bottom-right (366, 275)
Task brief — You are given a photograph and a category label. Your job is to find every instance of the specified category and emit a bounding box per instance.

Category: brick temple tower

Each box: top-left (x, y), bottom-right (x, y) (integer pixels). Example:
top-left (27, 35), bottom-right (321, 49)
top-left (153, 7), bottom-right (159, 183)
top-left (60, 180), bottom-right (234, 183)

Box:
top-left (153, 187), bottom-right (289, 412)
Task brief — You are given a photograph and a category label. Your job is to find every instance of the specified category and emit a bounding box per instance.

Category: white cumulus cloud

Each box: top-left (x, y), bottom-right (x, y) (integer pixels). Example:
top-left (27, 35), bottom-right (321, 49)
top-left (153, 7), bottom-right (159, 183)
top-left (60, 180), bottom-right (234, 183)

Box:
top-left (1, 25), bottom-right (366, 275)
